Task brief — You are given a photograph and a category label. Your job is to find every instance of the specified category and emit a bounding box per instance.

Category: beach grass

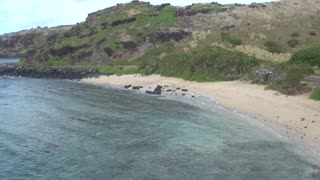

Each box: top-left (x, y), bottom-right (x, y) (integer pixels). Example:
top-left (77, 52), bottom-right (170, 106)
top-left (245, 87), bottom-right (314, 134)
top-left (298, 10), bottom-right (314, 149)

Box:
top-left (309, 86), bottom-right (320, 101)
top-left (95, 65), bottom-right (139, 74)
top-left (290, 44), bottom-right (320, 66)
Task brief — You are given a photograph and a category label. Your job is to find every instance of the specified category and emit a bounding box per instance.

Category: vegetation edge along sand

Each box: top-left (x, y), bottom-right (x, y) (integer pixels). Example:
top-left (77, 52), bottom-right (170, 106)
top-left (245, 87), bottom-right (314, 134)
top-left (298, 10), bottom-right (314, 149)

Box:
top-left (81, 74), bottom-right (320, 161)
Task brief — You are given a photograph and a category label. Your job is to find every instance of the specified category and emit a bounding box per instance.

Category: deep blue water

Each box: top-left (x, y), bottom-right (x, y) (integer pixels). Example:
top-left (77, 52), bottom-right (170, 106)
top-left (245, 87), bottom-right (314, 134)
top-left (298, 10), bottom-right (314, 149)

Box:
top-left (0, 77), bottom-right (319, 180)
top-left (0, 58), bottom-right (19, 63)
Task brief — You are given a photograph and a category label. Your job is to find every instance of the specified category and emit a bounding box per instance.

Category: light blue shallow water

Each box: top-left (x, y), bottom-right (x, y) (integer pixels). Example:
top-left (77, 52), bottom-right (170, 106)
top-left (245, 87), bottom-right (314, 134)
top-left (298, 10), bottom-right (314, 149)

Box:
top-left (0, 58), bottom-right (19, 63)
top-left (0, 77), bottom-right (319, 180)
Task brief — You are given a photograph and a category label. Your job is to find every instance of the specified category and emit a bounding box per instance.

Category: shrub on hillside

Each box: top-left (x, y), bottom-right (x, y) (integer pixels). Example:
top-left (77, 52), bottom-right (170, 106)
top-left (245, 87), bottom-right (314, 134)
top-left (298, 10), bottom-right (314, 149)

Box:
top-left (96, 66), bottom-right (139, 74)
top-left (271, 63), bottom-right (314, 95)
top-left (287, 39), bottom-right (300, 48)
top-left (221, 33), bottom-right (242, 46)
top-left (264, 41), bottom-right (282, 54)
top-left (309, 31), bottom-right (317, 36)
top-left (290, 32), bottom-right (300, 38)
top-left (191, 3), bottom-right (221, 12)
top-left (44, 59), bottom-right (70, 66)
top-left (136, 43), bottom-right (173, 75)
top-left (158, 46), bottom-right (260, 81)
top-left (289, 44), bottom-right (320, 66)
top-left (309, 86), bottom-right (320, 101)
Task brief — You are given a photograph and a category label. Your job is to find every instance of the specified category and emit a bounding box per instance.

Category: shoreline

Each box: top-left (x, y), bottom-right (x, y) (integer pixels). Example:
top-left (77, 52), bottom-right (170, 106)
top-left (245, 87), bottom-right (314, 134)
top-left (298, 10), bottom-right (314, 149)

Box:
top-left (81, 74), bottom-right (320, 163)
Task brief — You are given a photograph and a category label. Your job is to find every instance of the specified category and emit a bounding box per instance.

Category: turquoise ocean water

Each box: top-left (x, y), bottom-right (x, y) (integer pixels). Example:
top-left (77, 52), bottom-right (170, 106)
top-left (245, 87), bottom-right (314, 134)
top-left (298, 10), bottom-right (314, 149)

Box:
top-left (0, 62), bottom-right (319, 179)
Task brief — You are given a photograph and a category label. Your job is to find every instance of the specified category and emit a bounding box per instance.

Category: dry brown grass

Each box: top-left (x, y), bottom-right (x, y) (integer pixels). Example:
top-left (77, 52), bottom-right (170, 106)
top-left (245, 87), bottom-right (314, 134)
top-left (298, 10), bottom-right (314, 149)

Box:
top-left (176, 0), bottom-right (320, 54)
top-left (212, 42), bottom-right (291, 62)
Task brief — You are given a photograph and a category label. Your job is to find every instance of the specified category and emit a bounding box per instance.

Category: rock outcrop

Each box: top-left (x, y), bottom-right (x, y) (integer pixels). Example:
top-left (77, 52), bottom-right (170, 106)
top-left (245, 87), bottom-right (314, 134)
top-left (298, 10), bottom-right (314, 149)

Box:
top-left (146, 85), bottom-right (162, 95)
top-left (0, 26), bottom-right (72, 58)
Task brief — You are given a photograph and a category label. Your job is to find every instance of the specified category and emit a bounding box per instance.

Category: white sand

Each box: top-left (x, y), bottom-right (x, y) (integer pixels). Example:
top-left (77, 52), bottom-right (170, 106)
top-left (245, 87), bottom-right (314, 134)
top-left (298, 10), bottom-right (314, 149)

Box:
top-left (82, 74), bottom-right (320, 157)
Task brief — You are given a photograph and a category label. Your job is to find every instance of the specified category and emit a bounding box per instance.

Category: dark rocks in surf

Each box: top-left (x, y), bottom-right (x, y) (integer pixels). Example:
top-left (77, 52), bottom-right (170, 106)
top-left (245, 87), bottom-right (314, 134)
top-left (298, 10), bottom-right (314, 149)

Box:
top-left (153, 85), bottom-right (162, 94)
top-left (146, 85), bottom-right (162, 95)
top-left (132, 86), bottom-right (143, 90)
top-left (124, 85), bottom-right (132, 89)
top-left (146, 90), bottom-right (153, 94)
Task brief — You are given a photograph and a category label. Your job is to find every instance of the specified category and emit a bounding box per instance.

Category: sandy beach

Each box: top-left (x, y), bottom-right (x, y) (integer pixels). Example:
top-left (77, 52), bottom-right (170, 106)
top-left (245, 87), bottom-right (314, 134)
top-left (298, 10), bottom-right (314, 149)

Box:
top-left (82, 74), bottom-right (320, 159)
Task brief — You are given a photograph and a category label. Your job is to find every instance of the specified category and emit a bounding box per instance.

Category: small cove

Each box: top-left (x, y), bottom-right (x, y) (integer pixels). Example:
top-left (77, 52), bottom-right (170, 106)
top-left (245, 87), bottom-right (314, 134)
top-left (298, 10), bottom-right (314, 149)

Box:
top-left (0, 76), bottom-right (319, 179)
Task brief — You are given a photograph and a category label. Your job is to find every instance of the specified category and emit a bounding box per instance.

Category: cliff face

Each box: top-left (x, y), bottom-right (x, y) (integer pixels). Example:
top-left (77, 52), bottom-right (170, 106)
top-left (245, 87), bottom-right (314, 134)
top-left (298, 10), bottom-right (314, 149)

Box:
top-left (0, 26), bottom-right (72, 58)
top-left (2, 0), bottom-right (320, 64)
top-left (23, 2), bottom-right (192, 65)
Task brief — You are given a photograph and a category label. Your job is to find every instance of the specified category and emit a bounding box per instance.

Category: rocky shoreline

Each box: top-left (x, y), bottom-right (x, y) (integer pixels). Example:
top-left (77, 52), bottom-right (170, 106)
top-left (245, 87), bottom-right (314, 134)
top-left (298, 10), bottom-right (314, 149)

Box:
top-left (0, 64), bottom-right (105, 79)
top-left (123, 84), bottom-right (197, 98)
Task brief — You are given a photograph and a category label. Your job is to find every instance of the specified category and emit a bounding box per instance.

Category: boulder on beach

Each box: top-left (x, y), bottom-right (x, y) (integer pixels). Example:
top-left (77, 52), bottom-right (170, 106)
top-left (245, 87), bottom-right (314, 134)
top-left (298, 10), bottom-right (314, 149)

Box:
top-left (153, 85), bottom-right (162, 95)
top-left (146, 85), bottom-right (162, 95)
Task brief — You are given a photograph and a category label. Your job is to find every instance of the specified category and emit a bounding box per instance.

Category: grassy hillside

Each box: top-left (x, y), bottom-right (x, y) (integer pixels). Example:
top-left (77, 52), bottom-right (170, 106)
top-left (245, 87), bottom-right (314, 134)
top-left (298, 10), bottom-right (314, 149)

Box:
top-left (0, 26), bottom-right (72, 58)
top-left (19, 0), bottom-right (320, 66)
top-left (23, 2), bottom-right (185, 65)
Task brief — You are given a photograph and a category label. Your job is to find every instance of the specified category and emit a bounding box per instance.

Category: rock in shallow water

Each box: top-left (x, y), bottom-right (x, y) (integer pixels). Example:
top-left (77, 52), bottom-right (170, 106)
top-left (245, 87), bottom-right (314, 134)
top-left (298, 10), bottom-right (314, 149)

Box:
top-left (146, 85), bottom-right (162, 95)
top-left (153, 85), bottom-right (162, 95)
top-left (124, 85), bottom-right (132, 89)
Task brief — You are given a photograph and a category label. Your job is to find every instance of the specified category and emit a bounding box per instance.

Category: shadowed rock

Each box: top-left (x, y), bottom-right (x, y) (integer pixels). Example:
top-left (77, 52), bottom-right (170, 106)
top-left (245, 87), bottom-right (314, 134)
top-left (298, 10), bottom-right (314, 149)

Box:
top-left (124, 85), bottom-right (132, 89)
top-left (146, 85), bottom-right (162, 95)
top-left (111, 17), bottom-right (136, 26)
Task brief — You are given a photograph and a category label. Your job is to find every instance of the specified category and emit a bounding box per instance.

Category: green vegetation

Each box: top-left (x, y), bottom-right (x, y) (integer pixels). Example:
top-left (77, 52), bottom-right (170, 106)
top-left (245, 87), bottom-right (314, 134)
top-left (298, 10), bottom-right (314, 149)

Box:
top-left (221, 33), bottom-right (242, 46)
top-left (17, 59), bottom-right (26, 66)
top-left (157, 46), bottom-right (259, 81)
top-left (43, 59), bottom-right (71, 66)
top-left (136, 43), bottom-right (173, 75)
top-left (271, 63), bottom-right (314, 94)
top-left (309, 86), bottom-right (320, 100)
top-left (54, 36), bottom-right (89, 49)
top-left (136, 6), bottom-right (176, 27)
top-left (95, 65), bottom-right (139, 74)
top-left (95, 5), bottom-right (176, 53)
top-left (287, 39), bottom-right (300, 48)
top-left (264, 41), bottom-right (282, 54)
top-left (264, 85), bottom-right (273, 90)
top-left (290, 44), bottom-right (320, 66)
top-left (290, 32), bottom-right (300, 38)
top-left (309, 31), bottom-right (317, 36)
top-left (191, 3), bottom-right (221, 12)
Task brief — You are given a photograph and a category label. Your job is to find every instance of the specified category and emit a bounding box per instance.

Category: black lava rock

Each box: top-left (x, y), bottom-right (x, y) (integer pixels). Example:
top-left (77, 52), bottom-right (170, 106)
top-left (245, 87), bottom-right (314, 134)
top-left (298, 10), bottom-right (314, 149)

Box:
top-left (146, 85), bottom-right (162, 95)
top-left (153, 85), bottom-right (162, 95)
top-left (124, 85), bottom-right (132, 89)
top-left (132, 86), bottom-right (143, 90)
